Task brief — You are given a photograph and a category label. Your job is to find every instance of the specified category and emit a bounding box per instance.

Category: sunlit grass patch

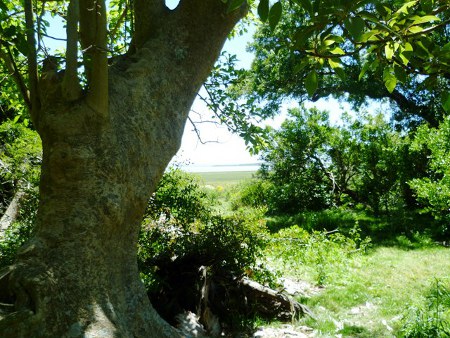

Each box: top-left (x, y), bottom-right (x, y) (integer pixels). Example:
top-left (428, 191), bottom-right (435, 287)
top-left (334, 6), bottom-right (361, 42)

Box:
top-left (263, 226), bottom-right (450, 337)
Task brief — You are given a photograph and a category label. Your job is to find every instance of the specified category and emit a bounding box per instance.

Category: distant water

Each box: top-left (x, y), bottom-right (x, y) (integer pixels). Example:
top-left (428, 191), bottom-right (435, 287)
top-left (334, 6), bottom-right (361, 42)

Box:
top-left (182, 163), bottom-right (261, 173)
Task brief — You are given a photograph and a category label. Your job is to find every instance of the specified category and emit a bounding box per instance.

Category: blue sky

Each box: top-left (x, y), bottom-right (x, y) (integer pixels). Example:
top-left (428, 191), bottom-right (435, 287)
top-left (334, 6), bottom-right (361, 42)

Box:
top-left (175, 29), bottom-right (357, 167)
top-left (175, 28), bottom-right (260, 167)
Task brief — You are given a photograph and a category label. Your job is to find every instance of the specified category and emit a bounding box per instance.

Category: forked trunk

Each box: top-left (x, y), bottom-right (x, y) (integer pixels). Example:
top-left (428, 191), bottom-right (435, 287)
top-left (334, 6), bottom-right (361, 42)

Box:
top-left (0, 2), bottom-right (246, 335)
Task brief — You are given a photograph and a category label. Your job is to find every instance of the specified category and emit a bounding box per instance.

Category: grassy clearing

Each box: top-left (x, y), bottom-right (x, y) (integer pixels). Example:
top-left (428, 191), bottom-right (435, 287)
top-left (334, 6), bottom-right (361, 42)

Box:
top-left (191, 170), bottom-right (450, 336)
top-left (265, 241), bottom-right (450, 337)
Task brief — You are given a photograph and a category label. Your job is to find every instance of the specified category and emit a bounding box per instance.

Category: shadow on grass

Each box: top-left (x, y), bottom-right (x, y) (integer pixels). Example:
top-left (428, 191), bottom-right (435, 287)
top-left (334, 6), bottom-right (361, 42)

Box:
top-left (338, 324), bottom-right (374, 338)
top-left (265, 208), bottom-right (446, 248)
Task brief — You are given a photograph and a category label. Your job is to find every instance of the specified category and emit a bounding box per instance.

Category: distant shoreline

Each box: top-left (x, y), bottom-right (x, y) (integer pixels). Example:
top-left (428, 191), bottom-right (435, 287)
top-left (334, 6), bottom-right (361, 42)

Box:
top-left (182, 163), bottom-right (261, 173)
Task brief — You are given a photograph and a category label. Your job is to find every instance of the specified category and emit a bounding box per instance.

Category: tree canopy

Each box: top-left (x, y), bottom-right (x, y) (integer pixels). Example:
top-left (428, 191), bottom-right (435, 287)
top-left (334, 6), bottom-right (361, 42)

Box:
top-left (209, 0), bottom-right (450, 133)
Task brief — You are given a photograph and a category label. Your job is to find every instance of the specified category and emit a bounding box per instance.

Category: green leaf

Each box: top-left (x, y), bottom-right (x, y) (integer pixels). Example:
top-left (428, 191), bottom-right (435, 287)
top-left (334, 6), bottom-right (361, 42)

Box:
top-left (359, 61), bottom-right (371, 80)
top-left (394, 64), bottom-right (407, 83)
top-left (408, 25), bottom-right (424, 34)
top-left (322, 39), bottom-right (336, 47)
top-left (344, 16), bottom-right (365, 41)
top-left (334, 67), bottom-right (346, 80)
top-left (358, 10), bottom-right (379, 23)
top-left (441, 92), bottom-right (450, 114)
top-left (328, 58), bottom-right (341, 69)
top-left (395, 1), bottom-right (417, 15)
top-left (415, 40), bottom-right (430, 57)
top-left (294, 26), bottom-right (315, 49)
top-left (410, 15), bottom-right (440, 25)
top-left (305, 69), bottom-right (318, 97)
top-left (442, 42), bottom-right (450, 52)
top-left (258, 0), bottom-right (269, 22)
top-left (329, 47), bottom-right (345, 55)
top-left (294, 59), bottom-right (309, 74)
top-left (268, 1), bottom-right (282, 31)
top-left (375, 3), bottom-right (391, 17)
top-left (385, 43), bottom-right (394, 60)
top-left (383, 67), bottom-right (397, 93)
top-left (227, 0), bottom-right (245, 13)
top-left (399, 42), bottom-right (413, 65)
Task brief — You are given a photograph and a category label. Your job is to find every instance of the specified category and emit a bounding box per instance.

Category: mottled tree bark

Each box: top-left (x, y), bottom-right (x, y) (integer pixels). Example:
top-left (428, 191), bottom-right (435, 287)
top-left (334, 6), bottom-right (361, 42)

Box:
top-left (0, 1), bottom-right (246, 336)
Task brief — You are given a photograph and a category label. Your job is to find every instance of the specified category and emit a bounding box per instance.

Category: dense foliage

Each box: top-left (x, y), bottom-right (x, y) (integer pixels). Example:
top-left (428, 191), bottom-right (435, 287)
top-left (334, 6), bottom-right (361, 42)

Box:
top-left (231, 105), bottom-right (450, 240)
top-left (238, 0), bottom-right (450, 127)
top-left (138, 169), bottom-right (267, 285)
top-left (409, 117), bottom-right (450, 233)
top-left (0, 121), bottom-right (41, 212)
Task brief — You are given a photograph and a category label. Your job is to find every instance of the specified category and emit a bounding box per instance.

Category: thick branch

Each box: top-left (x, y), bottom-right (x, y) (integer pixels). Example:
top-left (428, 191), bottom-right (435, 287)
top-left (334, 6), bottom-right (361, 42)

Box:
top-left (24, 0), bottom-right (40, 123)
top-left (109, 5), bottom-right (128, 43)
top-left (0, 44), bottom-right (31, 109)
top-left (62, 0), bottom-right (82, 101)
top-left (171, 0), bottom-right (248, 87)
top-left (133, 0), bottom-right (168, 50)
top-left (79, 0), bottom-right (108, 115)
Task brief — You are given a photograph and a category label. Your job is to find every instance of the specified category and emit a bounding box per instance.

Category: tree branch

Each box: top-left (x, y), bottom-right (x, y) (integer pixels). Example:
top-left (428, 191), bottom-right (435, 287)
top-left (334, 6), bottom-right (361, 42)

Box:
top-left (79, 0), bottom-right (108, 116)
top-left (109, 4), bottom-right (128, 43)
top-left (24, 0), bottom-right (40, 124)
top-left (170, 0), bottom-right (248, 94)
top-left (0, 43), bottom-right (31, 110)
top-left (0, 191), bottom-right (27, 239)
top-left (132, 0), bottom-right (168, 50)
top-left (62, 0), bottom-right (82, 101)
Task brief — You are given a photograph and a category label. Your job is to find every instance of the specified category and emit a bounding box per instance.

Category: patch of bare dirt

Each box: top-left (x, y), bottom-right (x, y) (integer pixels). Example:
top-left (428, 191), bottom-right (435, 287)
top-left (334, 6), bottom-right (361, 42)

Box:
top-left (253, 324), bottom-right (315, 338)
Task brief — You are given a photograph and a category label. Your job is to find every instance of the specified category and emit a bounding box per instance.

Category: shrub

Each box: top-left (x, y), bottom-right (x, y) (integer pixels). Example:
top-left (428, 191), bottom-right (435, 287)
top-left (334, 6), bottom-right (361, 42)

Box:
top-left (138, 168), bottom-right (271, 328)
top-left (230, 178), bottom-right (272, 210)
top-left (268, 223), bottom-right (371, 286)
top-left (145, 169), bottom-right (211, 226)
top-left (400, 279), bottom-right (450, 337)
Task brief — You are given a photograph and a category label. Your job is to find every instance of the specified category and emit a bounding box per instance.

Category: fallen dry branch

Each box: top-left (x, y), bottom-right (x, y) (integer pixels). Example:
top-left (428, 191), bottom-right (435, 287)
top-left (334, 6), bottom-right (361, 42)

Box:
top-left (0, 191), bottom-right (27, 238)
top-left (149, 259), bottom-right (313, 336)
top-left (239, 277), bottom-right (314, 321)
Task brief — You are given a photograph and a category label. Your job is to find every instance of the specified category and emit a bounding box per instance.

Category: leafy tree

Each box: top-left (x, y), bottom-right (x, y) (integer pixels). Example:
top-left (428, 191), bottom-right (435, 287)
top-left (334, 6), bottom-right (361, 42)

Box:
top-left (353, 113), bottom-right (410, 214)
top-left (409, 117), bottom-right (450, 237)
top-left (256, 107), bottom-right (424, 215)
top-left (230, 0), bottom-right (450, 128)
top-left (258, 108), bottom-right (334, 213)
top-left (0, 0), bottom-right (248, 336)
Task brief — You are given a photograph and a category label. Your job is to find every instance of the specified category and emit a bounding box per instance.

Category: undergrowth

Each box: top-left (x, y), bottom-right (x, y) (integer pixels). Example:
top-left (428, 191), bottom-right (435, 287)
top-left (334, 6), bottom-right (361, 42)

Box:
top-left (400, 279), bottom-right (450, 337)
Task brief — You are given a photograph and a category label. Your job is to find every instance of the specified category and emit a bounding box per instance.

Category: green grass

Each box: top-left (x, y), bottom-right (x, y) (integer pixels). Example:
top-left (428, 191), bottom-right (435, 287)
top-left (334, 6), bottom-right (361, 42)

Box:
top-left (193, 170), bottom-right (256, 186)
top-left (264, 233), bottom-right (450, 337)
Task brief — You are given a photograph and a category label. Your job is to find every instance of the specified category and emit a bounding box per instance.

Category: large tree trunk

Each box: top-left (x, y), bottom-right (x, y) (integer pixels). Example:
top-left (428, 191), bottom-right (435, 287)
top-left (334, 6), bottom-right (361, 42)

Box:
top-left (0, 2), bottom-right (246, 336)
